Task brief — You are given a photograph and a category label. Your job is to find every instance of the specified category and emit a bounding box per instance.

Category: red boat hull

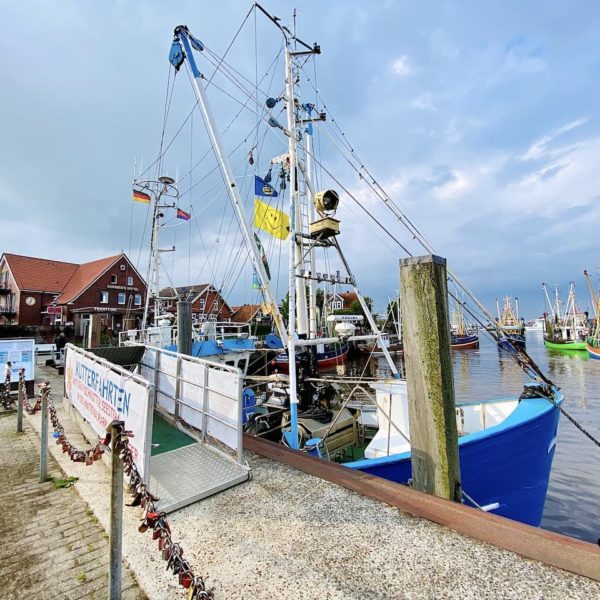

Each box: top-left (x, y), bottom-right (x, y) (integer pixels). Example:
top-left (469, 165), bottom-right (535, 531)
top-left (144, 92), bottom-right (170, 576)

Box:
top-left (271, 348), bottom-right (349, 373)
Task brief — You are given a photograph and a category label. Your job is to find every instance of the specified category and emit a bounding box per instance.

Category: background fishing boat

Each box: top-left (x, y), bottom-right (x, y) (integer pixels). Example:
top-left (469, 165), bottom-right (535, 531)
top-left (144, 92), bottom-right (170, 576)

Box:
top-left (496, 296), bottom-right (526, 348)
top-left (543, 283), bottom-right (588, 351)
top-left (450, 297), bottom-right (479, 349)
top-left (583, 270), bottom-right (600, 360)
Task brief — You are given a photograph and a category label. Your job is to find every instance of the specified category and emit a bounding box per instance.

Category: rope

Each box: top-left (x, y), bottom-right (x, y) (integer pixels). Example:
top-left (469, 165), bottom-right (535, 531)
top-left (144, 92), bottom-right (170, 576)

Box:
top-left (558, 406), bottom-right (600, 448)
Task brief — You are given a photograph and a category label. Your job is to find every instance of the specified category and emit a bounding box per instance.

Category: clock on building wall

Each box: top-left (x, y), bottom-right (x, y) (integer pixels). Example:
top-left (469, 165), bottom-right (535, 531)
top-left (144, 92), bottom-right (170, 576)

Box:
top-left (25, 296), bottom-right (36, 306)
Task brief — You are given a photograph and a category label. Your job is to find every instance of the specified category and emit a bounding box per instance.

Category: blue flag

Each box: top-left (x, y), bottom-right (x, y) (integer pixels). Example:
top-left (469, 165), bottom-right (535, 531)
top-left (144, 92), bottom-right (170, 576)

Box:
top-left (255, 175), bottom-right (278, 198)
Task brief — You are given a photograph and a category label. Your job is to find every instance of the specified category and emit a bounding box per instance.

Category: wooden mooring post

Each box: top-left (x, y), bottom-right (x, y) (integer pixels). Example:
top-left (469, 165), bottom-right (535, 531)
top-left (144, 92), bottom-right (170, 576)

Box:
top-left (399, 255), bottom-right (461, 501)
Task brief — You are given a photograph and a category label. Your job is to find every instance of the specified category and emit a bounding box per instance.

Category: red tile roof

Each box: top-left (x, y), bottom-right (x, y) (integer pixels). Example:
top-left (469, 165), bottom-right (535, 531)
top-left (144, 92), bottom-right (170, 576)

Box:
top-left (339, 292), bottom-right (359, 304)
top-left (57, 255), bottom-right (122, 304)
top-left (3, 253), bottom-right (78, 293)
top-left (231, 304), bottom-right (262, 323)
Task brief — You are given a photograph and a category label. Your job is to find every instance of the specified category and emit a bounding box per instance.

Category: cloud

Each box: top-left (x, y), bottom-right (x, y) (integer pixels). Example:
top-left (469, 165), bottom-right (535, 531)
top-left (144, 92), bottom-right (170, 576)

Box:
top-left (520, 118), bottom-right (588, 161)
top-left (391, 55), bottom-right (411, 76)
top-left (433, 170), bottom-right (471, 200)
top-left (503, 38), bottom-right (547, 74)
top-left (411, 93), bottom-right (435, 110)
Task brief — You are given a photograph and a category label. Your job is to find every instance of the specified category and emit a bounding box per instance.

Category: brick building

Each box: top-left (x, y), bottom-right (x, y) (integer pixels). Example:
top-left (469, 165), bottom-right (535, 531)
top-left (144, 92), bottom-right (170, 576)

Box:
top-left (159, 284), bottom-right (233, 323)
top-left (0, 252), bottom-right (146, 337)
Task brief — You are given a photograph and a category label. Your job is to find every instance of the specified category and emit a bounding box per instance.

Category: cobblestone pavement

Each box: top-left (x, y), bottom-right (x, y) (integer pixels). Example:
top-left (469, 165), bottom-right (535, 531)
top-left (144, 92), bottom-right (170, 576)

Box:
top-left (0, 406), bottom-right (147, 600)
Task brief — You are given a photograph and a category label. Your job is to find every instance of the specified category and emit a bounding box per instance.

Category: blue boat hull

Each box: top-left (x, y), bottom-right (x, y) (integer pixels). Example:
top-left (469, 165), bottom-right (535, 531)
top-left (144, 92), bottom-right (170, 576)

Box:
top-left (498, 334), bottom-right (526, 349)
top-left (345, 394), bottom-right (561, 526)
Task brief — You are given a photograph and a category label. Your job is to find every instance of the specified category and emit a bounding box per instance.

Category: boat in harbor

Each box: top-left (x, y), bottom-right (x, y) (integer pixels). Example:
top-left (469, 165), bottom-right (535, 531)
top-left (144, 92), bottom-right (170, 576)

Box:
top-left (542, 283), bottom-right (588, 351)
top-left (496, 297), bottom-right (526, 349)
top-left (357, 296), bottom-right (404, 355)
top-left (583, 270), bottom-right (600, 360)
top-left (130, 12), bottom-right (564, 527)
top-left (450, 299), bottom-right (479, 349)
top-left (525, 317), bottom-right (545, 332)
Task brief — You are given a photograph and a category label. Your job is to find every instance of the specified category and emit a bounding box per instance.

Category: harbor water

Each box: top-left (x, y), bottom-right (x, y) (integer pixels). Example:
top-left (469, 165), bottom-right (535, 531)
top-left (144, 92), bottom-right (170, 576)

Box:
top-left (351, 330), bottom-right (600, 543)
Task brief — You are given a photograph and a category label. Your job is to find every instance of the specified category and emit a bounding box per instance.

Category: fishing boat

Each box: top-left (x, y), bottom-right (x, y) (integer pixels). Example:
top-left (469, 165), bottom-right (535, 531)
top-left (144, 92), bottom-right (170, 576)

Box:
top-left (450, 299), bottom-right (479, 349)
top-left (496, 297), bottom-right (526, 348)
top-left (138, 11), bottom-right (564, 527)
top-left (525, 318), bottom-right (545, 332)
top-left (344, 381), bottom-right (562, 526)
top-left (357, 297), bottom-right (404, 355)
top-left (583, 270), bottom-right (600, 360)
top-left (542, 283), bottom-right (588, 351)
top-left (270, 341), bottom-right (349, 372)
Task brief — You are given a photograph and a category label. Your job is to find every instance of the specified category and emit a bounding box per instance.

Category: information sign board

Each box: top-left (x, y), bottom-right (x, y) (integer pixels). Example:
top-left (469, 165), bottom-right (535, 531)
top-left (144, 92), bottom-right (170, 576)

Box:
top-left (0, 338), bottom-right (35, 382)
top-left (64, 345), bottom-right (153, 478)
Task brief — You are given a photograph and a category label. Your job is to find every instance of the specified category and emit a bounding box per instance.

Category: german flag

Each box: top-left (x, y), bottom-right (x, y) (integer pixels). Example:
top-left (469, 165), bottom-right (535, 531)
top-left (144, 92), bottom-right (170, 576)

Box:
top-left (132, 189), bottom-right (151, 204)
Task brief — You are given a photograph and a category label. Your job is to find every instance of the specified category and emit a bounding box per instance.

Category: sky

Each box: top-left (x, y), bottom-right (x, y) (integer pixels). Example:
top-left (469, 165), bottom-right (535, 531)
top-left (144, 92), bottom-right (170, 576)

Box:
top-left (1, 1), bottom-right (600, 319)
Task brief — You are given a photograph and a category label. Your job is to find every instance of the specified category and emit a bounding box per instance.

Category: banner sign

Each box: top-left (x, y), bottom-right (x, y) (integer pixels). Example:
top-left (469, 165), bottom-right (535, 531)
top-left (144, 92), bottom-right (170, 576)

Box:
top-left (65, 346), bottom-right (152, 478)
top-left (0, 338), bottom-right (35, 382)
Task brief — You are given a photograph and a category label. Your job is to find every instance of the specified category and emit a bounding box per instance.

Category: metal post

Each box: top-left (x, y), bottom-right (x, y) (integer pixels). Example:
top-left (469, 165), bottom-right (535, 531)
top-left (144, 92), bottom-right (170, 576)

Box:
top-left (17, 369), bottom-right (24, 433)
top-left (399, 255), bottom-right (461, 501)
top-left (108, 421), bottom-right (124, 600)
top-left (39, 385), bottom-right (49, 482)
top-left (176, 300), bottom-right (192, 355)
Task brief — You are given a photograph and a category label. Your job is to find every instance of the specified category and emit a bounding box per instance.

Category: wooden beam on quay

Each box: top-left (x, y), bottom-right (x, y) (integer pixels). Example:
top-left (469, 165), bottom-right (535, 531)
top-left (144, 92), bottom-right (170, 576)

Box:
top-left (243, 434), bottom-right (600, 582)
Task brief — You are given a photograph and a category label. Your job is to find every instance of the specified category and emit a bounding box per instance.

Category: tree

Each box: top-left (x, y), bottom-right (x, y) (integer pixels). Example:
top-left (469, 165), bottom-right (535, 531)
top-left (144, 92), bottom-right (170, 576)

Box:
top-left (279, 291), bottom-right (289, 321)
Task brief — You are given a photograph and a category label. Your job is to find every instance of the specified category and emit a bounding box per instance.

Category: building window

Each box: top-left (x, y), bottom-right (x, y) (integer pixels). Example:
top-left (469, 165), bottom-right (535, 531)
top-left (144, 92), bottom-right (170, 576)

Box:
top-left (335, 301), bottom-right (342, 310)
top-left (118, 292), bottom-right (126, 305)
top-left (110, 274), bottom-right (117, 284)
top-left (199, 299), bottom-right (205, 311)
top-left (100, 291), bottom-right (109, 304)
top-left (134, 294), bottom-right (142, 306)
top-left (127, 276), bottom-right (134, 286)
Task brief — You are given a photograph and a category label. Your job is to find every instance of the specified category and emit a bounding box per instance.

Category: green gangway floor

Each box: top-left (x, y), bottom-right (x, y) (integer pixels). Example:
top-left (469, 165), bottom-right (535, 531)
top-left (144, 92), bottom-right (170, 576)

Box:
top-left (151, 414), bottom-right (196, 456)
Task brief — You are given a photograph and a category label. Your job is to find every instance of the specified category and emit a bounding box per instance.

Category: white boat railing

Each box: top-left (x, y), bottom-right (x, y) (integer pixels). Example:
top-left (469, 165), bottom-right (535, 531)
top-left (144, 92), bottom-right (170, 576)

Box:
top-left (138, 346), bottom-right (244, 464)
top-left (119, 321), bottom-right (253, 348)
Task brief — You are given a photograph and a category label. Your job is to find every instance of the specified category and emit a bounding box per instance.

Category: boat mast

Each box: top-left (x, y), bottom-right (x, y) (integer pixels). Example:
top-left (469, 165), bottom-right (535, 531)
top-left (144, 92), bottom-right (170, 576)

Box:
top-left (284, 42), bottom-right (301, 447)
top-left (171, 26), bottom-right (287, 342)
top-left (542, 283), bottom-right (555, 320)
top-left (143, 193), bottom-right (159, 328)
top-left (584, 270), bottom-right (599, 318)
top-left (141, 177), bottom-right (177, 328)
top-left (304, 112), bottom-right (318, 338)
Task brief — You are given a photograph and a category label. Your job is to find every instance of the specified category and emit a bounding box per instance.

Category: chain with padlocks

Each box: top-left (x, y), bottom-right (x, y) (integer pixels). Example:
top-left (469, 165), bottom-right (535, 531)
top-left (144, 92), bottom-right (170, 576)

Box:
top-left (110, 420), bottom-right (214, 599)
top-left (28, 377), bottom-right (214, 599)
top-left (1, 363), bottom-right (14, 410)
top-left (19, 369), bottom-right (42, 415)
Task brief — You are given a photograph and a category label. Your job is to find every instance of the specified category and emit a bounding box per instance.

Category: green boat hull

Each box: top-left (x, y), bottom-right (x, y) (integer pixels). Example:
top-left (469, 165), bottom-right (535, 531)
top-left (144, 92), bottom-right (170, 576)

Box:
top-left (543, 338), bottom-right (587, 351)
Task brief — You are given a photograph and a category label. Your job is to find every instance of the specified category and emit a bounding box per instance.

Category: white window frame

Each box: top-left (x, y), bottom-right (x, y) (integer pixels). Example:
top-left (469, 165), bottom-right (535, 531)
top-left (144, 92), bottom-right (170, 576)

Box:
top-left (117, 292), bottom-right (126, 305)
top-left (127, 276), bottom-right (134, 286)
top-left (110, 274), bottom-right (117, 284)
top-left (100, 291), bottom-right (109, 304)
top-left (134, 294), bottom-right (142, 306)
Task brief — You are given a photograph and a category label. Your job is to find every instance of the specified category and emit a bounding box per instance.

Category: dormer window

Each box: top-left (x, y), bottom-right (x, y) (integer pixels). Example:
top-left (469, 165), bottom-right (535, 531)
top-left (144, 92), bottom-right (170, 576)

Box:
top-left (110, 274), bottom-right (117, 284)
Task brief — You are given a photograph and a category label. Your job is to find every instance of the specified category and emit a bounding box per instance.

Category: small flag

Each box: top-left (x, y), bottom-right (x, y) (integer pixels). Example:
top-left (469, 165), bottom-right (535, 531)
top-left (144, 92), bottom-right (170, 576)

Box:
top-left (132, 190), bottom-right (151, 204)
top-left (176, 208), bottom-right (191, 221)
top-left (255, 175), bottom-right (278, 198)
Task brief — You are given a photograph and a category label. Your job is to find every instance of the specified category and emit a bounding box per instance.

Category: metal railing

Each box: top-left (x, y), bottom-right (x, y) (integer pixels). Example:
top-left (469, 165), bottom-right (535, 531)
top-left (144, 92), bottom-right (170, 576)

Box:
top-left (138, 346), bottom-right (244, 463)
